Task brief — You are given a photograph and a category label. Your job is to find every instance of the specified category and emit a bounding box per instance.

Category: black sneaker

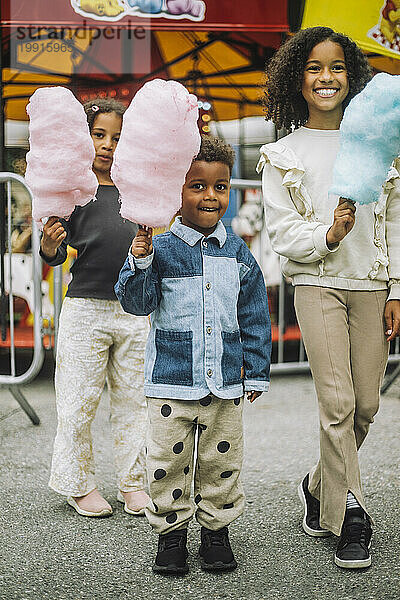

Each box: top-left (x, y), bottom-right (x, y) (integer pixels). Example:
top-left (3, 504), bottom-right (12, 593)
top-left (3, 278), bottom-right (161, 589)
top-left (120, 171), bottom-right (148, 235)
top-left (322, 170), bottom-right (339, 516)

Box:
top-left (298, 474), bottom-right (331, 537)
top-left (335, 508), bottom-right (372, 569)
top-left (199, 526), bottom-right (237, 571)
top-left (152, 529), bottom-right (189, 575)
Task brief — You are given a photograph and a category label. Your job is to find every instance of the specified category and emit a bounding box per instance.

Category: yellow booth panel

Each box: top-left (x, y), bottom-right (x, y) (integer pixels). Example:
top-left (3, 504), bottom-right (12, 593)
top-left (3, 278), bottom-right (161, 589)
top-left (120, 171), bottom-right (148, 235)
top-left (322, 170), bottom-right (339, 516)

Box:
top-left (302, 0), bottom-right (400, 60)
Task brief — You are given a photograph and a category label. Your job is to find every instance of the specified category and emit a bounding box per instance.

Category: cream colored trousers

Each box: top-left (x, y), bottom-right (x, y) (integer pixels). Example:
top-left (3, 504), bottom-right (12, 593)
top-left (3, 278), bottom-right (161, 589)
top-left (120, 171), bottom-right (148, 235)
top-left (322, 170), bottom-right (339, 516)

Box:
top-left (49, 297), bottom-right (149, 496)
top-left (145, 395), bottom-right (245, 535)
top-left (294, 286), bottom-right (389, 536)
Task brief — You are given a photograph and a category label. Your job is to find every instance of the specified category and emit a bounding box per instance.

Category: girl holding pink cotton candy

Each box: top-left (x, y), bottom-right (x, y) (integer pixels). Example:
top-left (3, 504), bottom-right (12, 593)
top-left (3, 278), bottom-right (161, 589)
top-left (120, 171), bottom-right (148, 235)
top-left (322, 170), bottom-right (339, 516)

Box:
top-left (259, 27), bottom-right (400, 570)
top-left (35, 96), bottom-right (150, 518)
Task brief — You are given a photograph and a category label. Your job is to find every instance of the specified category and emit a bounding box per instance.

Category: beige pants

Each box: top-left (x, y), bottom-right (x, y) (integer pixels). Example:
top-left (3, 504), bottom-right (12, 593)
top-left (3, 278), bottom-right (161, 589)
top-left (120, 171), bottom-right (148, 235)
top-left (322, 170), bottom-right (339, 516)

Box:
top-left (145, 395), bottom-right (245, 534)
top-left (49, 297), bottom-right (149, 496)
top-left (294, 286), bottom-right (389, 536)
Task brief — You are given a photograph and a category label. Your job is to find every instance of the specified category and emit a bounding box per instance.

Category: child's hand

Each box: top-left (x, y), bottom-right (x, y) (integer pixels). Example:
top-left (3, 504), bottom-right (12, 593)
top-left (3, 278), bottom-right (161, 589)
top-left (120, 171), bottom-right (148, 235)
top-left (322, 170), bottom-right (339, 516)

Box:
top-left (384, 299), bottom-right (400, 342)
top-left (11, 225), bottom-right (32, 253)
top-left (326, 197), bottom-right (356, 248)
top-left (41, 216), bottom-right (66, 258)
top-left (131, 226), bottom-right (153, 258)
top-left (247, 391), bottom-right (262, 403)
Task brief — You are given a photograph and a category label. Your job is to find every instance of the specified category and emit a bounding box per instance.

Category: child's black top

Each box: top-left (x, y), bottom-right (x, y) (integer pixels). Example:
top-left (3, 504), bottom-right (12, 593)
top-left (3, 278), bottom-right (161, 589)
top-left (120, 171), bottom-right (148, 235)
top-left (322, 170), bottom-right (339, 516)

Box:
top-left (40, 185), bottom-right (138, 300)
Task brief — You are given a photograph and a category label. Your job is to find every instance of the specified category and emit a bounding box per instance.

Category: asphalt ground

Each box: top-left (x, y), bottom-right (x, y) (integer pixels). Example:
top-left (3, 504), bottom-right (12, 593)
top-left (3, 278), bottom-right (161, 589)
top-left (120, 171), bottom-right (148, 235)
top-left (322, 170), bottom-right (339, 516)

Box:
top-left (0, 352), bottom-right (399, 600)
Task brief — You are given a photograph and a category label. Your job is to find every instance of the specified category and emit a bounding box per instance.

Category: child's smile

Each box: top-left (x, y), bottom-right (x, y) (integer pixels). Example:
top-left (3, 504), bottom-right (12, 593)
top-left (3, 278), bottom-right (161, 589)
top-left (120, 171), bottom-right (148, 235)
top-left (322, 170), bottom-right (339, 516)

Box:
top-left (313, 88), bottom-right (339, 98)
top-left (302, 40), bottom-right (349, 128)
top-left (181, 160), bottom-right (231, 236)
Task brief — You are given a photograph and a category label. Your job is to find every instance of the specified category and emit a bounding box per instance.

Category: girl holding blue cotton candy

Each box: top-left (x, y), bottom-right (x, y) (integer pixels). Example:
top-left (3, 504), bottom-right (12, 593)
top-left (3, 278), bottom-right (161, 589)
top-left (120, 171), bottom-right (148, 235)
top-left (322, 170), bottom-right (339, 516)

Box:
top-left (258, 26), bottom-right (400, 570)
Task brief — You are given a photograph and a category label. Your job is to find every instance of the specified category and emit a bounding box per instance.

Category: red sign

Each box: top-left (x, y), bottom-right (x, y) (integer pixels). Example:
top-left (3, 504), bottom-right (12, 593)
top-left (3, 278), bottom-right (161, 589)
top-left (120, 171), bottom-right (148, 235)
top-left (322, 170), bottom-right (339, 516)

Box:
top-left (1, 0), bottom-right (288, 32)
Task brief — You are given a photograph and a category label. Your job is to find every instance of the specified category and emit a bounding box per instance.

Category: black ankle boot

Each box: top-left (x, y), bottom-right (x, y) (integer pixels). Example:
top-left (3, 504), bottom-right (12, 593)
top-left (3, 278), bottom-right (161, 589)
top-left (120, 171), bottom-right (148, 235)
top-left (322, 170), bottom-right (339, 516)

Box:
top-left (153, 529), bottom-right (189, 575)
top-left (199, 526), bottom-right (237, 571)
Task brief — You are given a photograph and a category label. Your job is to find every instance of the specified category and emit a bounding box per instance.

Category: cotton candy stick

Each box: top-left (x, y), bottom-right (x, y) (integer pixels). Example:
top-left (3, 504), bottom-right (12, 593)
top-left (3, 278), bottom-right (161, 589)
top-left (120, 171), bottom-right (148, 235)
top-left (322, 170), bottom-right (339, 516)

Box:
top-left (111, 79), bottom-right (201, 227)
top-left (25, 86), bottom-right (98, 224)
top-left (330, 73), bottom-right (400, 205)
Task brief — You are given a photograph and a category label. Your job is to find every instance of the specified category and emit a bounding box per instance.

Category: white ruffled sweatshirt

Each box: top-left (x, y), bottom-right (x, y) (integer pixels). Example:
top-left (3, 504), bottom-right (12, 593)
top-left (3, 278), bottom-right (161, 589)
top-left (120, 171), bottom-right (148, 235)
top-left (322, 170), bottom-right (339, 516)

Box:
top-left (257, 127), bottom-right (400, 301)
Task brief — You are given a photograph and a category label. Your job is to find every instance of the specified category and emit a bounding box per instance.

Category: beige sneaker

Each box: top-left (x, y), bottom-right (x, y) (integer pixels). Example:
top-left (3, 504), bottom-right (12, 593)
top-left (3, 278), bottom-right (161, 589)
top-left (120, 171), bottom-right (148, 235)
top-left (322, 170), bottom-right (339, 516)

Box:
top-left (67, 489), bottom-right (113, 517)
top-left (117, 490), bottom-right (150, 516)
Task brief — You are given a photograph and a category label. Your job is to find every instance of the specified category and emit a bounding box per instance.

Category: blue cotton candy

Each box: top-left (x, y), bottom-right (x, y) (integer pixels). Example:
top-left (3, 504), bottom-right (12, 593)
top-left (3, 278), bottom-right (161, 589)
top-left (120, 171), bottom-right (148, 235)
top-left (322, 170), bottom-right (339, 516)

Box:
top-left (127, 0), bottom-right (163, 12)
top-left (330, 73), bottom-right (400, 204)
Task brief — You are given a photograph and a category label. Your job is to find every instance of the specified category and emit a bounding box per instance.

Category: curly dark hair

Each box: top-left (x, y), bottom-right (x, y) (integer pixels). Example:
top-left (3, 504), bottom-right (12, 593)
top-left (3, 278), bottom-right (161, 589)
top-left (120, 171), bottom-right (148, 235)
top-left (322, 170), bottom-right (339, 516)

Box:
top-left (83, 97), bottom-right (126, 131)
top-left (263, 27), bottom-right (372, 130)
top-left (194, 135), bottom-right (236, 174)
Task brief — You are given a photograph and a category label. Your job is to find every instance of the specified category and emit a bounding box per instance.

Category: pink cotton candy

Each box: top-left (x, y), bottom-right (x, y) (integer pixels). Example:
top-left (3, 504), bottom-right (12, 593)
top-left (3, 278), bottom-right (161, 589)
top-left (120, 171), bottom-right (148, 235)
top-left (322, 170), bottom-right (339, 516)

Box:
top-left (25, 87), bottom-right (98, 225)
top-left (166, 0), bottom-right (204, 18)
top-left (111, 79), bottom-right (200, 227)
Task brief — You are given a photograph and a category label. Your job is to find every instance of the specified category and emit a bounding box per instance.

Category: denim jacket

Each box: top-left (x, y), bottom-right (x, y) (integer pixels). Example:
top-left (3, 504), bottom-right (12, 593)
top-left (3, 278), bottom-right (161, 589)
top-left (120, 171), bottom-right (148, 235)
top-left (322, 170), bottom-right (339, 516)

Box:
top-left (115, 217), bottom-right (271, 400)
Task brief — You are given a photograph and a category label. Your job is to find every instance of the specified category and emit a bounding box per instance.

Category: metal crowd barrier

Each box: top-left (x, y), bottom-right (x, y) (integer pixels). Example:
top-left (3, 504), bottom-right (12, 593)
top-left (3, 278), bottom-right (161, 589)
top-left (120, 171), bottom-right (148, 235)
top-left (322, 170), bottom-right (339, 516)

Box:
top-left (0, 172), bottom-right (43, 424)
top-left (231, 178), bottom-right (400, 382)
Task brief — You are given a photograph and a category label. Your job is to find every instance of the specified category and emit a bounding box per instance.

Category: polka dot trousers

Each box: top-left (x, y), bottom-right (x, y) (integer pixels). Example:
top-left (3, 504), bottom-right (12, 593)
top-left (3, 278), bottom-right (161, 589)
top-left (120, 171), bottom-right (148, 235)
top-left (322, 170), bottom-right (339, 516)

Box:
top-left (145, 394), bottom-right (245, 534)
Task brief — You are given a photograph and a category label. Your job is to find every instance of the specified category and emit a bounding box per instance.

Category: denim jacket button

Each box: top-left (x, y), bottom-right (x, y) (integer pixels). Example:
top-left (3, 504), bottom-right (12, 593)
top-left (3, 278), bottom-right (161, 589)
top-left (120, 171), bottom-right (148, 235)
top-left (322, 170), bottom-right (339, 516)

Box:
top-left (207, 368), bottom-right (213, 377)
top-left (206, 326), bottom-right (212, 334)
top-left (205, 282), bottom-right (211, 290)
top-left (203, 241), bottom-right (208, 248)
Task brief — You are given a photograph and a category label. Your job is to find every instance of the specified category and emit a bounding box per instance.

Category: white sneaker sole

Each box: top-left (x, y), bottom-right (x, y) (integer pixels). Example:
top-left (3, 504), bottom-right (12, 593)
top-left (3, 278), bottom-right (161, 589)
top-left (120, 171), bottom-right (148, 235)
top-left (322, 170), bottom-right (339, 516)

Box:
top-left (67, 496), bottom-right (113, 518)
top-left (335, 539), bottom-right (372, 569)
top-left (117, 491), bottom-right (146, 516)
top-left (334, 555), bottom-right (372, 569)
top-left (297, 482), bottom-right (332, 538)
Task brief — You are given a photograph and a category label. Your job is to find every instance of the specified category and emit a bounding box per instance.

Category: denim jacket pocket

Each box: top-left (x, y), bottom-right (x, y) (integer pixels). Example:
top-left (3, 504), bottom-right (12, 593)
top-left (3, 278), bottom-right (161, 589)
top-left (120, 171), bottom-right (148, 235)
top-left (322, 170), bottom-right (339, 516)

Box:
top-left (152, 329), bottom-right (193, 386)
top-left (221, 330), bottom-right (243, 386)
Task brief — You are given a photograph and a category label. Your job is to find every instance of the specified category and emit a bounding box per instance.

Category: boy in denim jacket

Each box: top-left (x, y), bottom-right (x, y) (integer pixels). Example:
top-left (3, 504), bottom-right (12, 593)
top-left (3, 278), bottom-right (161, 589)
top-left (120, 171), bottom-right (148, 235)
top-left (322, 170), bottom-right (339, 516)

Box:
top-left (115, 136), bottom-right (271, 575)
